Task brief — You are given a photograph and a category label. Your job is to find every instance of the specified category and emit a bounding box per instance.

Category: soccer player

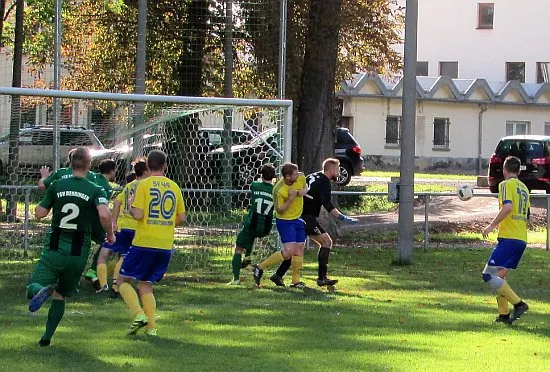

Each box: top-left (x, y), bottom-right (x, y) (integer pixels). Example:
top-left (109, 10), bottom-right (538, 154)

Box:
top-left (96, 159), bottom-right (150, 296)
top-left (271, 158), bottom-right (357, 287)
top-left (27, 147), bottom-right (115, 347)
top-left (118, 150), bottom-right (186, 336)
top-left (252, 162), bottom-right (309, 288)
top-left (481, 156), bottom-right (530, 324)
top-left (228, 163), bottom-right (276, 285)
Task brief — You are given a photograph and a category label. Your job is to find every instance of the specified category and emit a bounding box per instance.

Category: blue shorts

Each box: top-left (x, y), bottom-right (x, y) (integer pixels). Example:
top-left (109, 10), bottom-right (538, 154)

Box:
top-left (486, 238), bottom-right (527, 269)
top-left (276, 218), bottom-right (306, 244)
top-left (119, 246), bottom-right (173, 283)
top-left (102, 229), bottom-right (135, 256)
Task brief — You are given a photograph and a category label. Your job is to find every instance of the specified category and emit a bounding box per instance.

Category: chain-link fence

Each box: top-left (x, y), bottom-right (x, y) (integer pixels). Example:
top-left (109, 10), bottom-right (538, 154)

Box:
top-left (0, 88), bottom-right (292, 269)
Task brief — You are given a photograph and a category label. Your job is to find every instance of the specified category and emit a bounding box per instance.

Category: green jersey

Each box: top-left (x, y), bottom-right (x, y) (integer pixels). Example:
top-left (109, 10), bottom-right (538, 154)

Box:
top-left (43, 167), bottom-right (97, 189)
top-left (93, 173), bottom-right (114, 199)
top-left (39, 177), bottom-right (108, 255)
top-left (243, 181), bottom-right (274, 233)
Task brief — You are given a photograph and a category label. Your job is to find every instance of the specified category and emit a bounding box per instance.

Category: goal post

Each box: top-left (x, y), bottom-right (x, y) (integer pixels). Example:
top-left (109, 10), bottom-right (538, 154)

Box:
top-left (0, 87), bottom-right (292, 265)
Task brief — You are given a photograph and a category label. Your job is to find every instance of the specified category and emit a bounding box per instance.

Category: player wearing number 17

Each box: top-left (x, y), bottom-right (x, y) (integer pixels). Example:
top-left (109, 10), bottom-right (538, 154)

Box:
top-left (27, 147), bottom-right (115, 347)
top-left (118, 150), bottom-right (186, 336)
top-left (481, 156), bottom-right (530, 324)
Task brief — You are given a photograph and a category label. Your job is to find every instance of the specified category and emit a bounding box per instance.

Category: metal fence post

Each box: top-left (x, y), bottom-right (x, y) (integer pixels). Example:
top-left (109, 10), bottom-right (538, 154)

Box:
top-left (24, 187), bottom-right (30, 257)
top-left (424, 194), bottom-right (429, 252)
top-left (546, 195), bottom-right (549, 251)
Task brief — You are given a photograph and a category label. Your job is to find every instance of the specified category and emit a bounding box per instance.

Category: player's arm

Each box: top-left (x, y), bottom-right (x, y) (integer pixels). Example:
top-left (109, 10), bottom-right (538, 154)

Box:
top-left (175, 189), bottom-right (187, 226)
top-left (130, 182), bottom-right (145, 220)
top-left (275, 188), bottom-right (297, 214)
top-left (296, 173), bottom-right (308, 196)
top-left (35, 184), bottom-right (55, 220)
top-left (112, 199), bottom-right (122, 232)
top-left (95, 189), bottom-right (115, 242)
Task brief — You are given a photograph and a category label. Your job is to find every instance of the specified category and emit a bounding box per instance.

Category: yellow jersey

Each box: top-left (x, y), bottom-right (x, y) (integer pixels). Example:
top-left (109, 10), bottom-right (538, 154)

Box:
top-left (498, 177), bottom-right (529, 242)
top-left (115, 179), bottom-right (140, 231)
top-left (131, 176), bottom-right (186, 250)
top-left (273, 173), bottom-right (307, 220)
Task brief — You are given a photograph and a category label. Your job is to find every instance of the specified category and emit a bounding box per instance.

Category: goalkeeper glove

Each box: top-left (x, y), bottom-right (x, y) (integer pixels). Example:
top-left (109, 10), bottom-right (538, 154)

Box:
top-left (338, 214), bottom-right (358, 224)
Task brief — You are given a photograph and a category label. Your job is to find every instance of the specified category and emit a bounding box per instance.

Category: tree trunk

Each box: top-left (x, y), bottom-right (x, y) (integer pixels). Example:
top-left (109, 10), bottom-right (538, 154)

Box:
top-left (0, 0), bottom-right (6, 48)
top-left (176, 0), bottom-right (210, 97)
top-left (296, 0), bottom-right (342, 174)
top-left (6, 0), bottom-right (24, 220)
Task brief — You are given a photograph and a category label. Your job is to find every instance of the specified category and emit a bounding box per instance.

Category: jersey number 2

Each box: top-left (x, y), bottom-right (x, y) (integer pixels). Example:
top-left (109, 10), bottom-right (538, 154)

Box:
top-left (60, 203), bottom-right (79, 230)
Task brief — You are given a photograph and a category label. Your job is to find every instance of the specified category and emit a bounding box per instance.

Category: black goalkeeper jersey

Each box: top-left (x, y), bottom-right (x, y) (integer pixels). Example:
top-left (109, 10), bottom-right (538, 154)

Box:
top-left (303, 171), bottom-right (335, 217)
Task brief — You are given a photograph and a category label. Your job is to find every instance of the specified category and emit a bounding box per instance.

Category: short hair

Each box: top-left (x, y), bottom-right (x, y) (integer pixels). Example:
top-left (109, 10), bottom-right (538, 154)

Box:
top-left (281, 162), bottom-right (298, 178)
top-left (70, 147), bottom-right (91, 171)
top-left (125, 172), bottom-right (137, 184)
top-left (260, 163), bottom-right (276, 181)
top-left (133, 159), bottom-right (148, 178)
top-left (504, 156), bottom-right (521, 174)
top-left (67, 148), bottom-right (77, 162)
top-left (322, 158), bottom-right (340, 172)
top-left (99, 159), bottom-right (116, 174)
top-left (147, 150), bottom-right (167, 171)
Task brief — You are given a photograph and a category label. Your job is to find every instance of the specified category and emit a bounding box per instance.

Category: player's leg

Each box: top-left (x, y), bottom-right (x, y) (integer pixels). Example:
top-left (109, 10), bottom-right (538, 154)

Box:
top-left (310, 232), bottom-right (338, 286)
top-left (38, 291), bottom-right (66, 347)
top-left (110, 255), bottom-right (124, 298)
top-left (111, 229), bottom-right (135, 298)
top-left (96, 247), bottom-right (112, 292)
top-left (231, 228), bottom-right (254, 284)
top-left (118, 247), bottom-right (148, 334)
top-left (253, 219), bottom-right (294, 286)
top-left (85, 213), bottom-right (106, 290)
top-left (289, 220), bottom-right (307, 287)
top-left (139, 281), bottom-right (156, 335)
top-left (27, 249), bottom-right (61, 312)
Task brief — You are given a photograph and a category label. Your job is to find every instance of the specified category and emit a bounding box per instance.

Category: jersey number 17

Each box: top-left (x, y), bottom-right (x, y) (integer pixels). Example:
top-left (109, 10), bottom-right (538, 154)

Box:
top-left (254, 198), bottom-right (273, 216)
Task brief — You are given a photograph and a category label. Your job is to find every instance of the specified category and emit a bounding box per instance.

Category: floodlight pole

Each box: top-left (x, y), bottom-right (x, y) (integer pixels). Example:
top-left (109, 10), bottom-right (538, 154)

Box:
top-left (133, 0), bottom-right (147, 161)
top-left (397, 0), bottom-right (418, 264)
top-left (53, 0), bottom-right (61, 171)
top-left (278, 0), bottom-right (287, 99)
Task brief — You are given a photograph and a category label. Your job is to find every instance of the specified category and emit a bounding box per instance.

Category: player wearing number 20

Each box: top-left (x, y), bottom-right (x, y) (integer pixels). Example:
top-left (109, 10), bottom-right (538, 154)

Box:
top-left (228, 164), bottom-right (276, 285)
top-left (481, 156), bottom-right (530, 324)
top-left (118, 150), bottom-right (186, 336)
top-left (27, 147), bottom-right (115, 346)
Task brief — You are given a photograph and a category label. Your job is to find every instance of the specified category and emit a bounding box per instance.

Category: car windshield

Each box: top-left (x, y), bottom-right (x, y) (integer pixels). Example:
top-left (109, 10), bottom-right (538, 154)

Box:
top-left (496, 139), bottom-right (546, 160)
top-left (245, 129), bottom-right (277, 146)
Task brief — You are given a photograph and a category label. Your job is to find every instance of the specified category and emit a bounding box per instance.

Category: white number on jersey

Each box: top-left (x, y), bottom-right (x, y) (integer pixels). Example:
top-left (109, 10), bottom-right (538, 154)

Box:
top-left (60, 203), bottom-right (80, 230)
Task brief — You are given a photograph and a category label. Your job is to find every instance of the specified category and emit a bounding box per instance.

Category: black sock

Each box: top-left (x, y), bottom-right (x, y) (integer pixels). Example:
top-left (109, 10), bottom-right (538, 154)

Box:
top-left (275, 259), bottom-right (291, 278)
top-left (318, 247), bottom-right (330, 279)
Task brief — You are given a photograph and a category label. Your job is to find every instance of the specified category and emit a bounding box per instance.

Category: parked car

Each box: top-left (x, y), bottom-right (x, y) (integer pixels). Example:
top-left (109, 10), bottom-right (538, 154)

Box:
top-left (334, 127), bottom-right (364, 186)
top-left (0, 126), bottom-right (111, 173)
top-left (488, 135), bottom-right (550, 193)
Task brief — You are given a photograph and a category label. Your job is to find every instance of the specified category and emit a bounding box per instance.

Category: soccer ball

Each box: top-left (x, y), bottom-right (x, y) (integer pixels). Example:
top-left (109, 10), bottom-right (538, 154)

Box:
top-left (457, 184), bottom-right (474, 201)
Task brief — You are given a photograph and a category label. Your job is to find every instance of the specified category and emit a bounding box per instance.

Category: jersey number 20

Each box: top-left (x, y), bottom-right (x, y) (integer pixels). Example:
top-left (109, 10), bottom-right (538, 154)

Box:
top-left (149, 188), bottom-right (176, 219)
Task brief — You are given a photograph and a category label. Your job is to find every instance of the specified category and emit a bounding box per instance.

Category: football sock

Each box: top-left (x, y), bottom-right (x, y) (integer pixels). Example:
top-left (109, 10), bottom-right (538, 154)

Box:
top-left (119, 283), bottom-right (142, 317)
top-left (275, 259), bottom-right (292, 278)
top-left (496, 295), bottom-right (509, 315)
top-left (259, 252), bottom-right (284, 270)
top-left (27, 283), bottom-right (43, 300)
top-left (291, 255), bottom-right (303, 284)
top-left (112, 257), bottom-right (124, 292)
top-left (97, 263), bottom-right (108, 288)
top-left (318, 247), bottom-right (330, 279)
top-left (231, 253), bottom-right (242, 281)
top-left (496, 281), bottom-right (521, 305)
top-left (142, 293), bottom-right (156, 330)
top-left (42, 299), bottom-right (65, 341)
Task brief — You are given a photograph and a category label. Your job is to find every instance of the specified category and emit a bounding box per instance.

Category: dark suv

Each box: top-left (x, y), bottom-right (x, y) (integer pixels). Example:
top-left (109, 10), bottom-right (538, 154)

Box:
top-left (488, 135), bottom-right (550, 193)
top-left (334, 127), bottom-right (364, 186)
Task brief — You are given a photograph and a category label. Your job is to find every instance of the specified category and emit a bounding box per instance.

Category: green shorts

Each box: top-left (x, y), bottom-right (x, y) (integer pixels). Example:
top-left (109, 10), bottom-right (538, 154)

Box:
top-left (29, 247), bottom-right (89, 298)
top-left (236, 226), bottom-right (270, 252)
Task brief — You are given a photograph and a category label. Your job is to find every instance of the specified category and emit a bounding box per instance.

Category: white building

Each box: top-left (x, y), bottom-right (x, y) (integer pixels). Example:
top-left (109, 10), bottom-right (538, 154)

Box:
top-left (340, 1), bottom-right (550, 173)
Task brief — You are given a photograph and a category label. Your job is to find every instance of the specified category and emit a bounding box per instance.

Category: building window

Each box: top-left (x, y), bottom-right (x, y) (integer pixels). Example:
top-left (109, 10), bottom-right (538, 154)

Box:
top-left (416, 61), bottom-right (428, 76)
top-left (439, 61), bottom-right (458, 78)
top-left (385, 116), bottom-right (401, 146)
top-left (506, 62), bottom-right (525, 83)
top-left (506, 121), bottom-right (530, 136)
top-left (433, 117), bottom-right (450, 148)
top-left (537, 62), bottom-right (550, 83)
top-left (545, 123), bottom-right (550, 136)
top-left (477, 3), bottom-right (494, 29)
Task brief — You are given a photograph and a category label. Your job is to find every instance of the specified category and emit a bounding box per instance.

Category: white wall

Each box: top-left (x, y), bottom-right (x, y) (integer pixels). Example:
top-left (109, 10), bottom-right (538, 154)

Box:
top-left (395, 0), bottom-right (550, 82)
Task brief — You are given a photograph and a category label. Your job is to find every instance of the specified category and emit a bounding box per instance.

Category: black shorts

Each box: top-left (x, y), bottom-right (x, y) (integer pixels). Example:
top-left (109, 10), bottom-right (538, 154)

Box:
top-left (302, 214), bottom-right (326, 236)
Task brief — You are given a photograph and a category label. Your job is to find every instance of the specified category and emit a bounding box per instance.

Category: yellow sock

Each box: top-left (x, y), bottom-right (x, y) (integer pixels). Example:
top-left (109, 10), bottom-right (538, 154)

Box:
top-left (259, 252), bottom-right (284, 270)
top-left (142, 292), bottom-right (157, 330)
top-left (496, 281), bottom-right (521, 305)
top-left (112, 257), bottom-right (124, 292)
top-left (496, 295), bottom-right (509, 315)
top-left (97, 263), bottom-right (108, 288)
top-left (118, 283), bottom-right (143, 317)
top-left (291, 255), bottom-right (303, 284)
top-left (107, 258), bottom-right (117, 275)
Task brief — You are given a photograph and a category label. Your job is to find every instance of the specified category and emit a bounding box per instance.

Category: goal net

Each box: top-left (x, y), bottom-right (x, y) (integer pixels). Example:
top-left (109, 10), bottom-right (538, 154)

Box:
top-left (0, 88), bottom-right (291, 270)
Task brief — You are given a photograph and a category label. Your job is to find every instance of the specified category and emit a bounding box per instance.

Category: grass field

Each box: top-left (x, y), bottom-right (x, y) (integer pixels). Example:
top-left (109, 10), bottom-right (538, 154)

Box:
top-left (360, 171), bottom-right (478, 181)
top-left (2, 244), bottom-right (550, 371)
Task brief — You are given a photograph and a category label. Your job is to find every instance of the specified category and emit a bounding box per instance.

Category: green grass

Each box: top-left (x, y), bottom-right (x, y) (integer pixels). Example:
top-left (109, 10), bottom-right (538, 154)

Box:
top-left (2, 245), bottom-right (550, 371)
top-left (361, 170), bottom-right (478, 181)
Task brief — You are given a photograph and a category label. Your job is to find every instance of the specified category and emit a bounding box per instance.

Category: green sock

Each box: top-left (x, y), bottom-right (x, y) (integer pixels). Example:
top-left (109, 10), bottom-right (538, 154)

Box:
top-left (42, 299), bottom-right (65, 341)
top-left (232, 253), bottom-right (242, 281)
top-left (26, 283), bottom-right (44, 299)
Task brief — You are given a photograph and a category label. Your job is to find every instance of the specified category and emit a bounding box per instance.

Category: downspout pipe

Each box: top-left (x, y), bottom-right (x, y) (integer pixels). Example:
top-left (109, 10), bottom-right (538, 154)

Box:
top-left (478, 103), bottom-right (488, 175)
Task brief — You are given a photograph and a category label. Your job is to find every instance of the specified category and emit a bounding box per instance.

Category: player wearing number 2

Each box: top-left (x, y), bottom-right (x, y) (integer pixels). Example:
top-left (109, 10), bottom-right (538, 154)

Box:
top-left (118, 150), bottom-right (186, 336)
top-left (482, 156), bottom-right (530, 324)
top-left (27, 147), bottom-right (115, 346)
top-left (228, 164), bottom-right (276, 285)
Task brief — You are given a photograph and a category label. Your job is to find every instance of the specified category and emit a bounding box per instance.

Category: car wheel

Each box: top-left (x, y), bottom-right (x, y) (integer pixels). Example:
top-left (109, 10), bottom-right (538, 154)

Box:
top-left (489, 185), bottom-right (498, 194)
top-left (337, 163), bottom-right (353, 186)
